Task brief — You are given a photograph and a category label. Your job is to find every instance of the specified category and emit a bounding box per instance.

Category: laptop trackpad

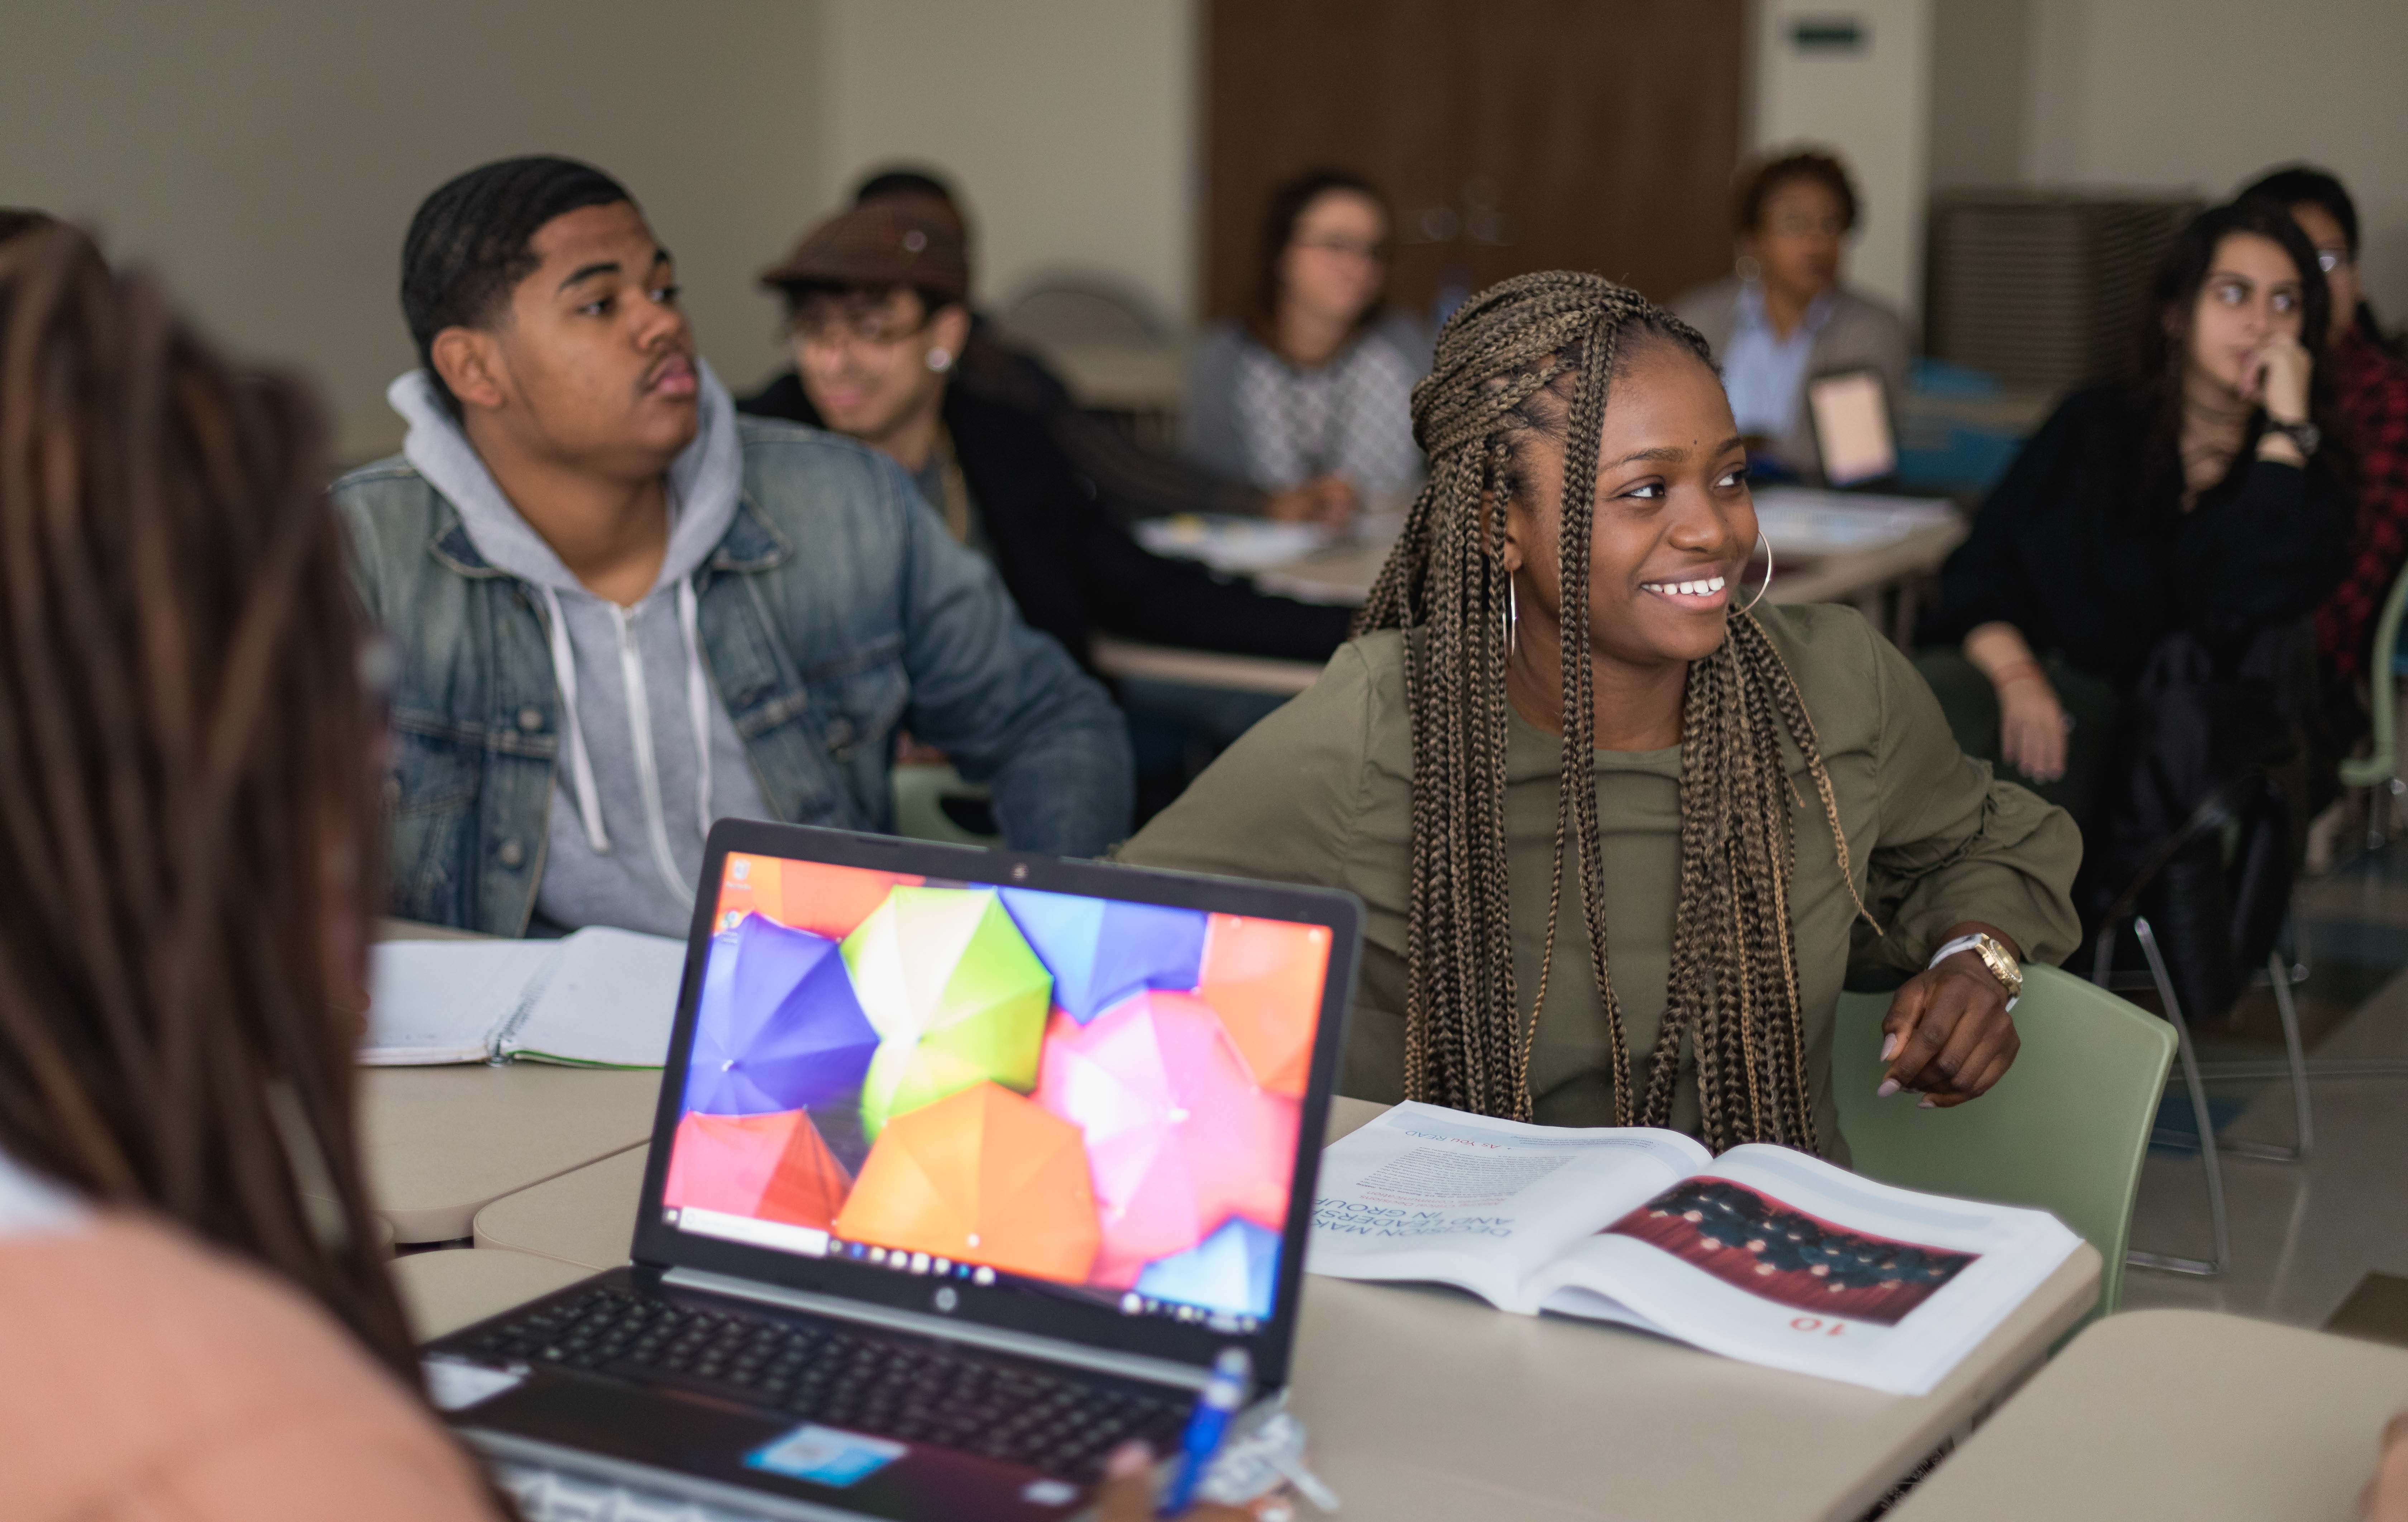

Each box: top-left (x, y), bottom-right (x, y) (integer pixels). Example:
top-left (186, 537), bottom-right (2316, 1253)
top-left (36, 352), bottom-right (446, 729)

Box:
top-left (464, 1375), bottom-right (1089, 1520)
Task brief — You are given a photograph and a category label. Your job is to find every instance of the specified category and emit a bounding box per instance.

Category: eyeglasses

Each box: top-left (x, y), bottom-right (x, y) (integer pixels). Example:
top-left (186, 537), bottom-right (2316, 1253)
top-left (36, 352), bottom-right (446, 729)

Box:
top-left (790, 301), bottom-right (932, 348)
top-left (2315, 248), bottom-right (2351, 275)
top-left (1291, 235), bottom-right (1391, 263)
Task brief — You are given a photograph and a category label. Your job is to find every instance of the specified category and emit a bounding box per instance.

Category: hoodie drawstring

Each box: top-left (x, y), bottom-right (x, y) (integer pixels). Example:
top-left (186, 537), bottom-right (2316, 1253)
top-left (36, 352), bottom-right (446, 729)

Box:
top-left (540, 585), bottom-right (612, 855)
top-left (677, 578), bottom-right (714, 848)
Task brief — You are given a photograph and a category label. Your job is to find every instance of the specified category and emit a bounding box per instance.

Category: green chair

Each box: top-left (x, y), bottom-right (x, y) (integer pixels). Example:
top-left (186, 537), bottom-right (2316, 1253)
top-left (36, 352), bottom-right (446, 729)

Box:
top-left (1834, 964), bottom-right (2175, 1319)
top-left (890, 762), bottom-right (1002, 847)
top-left (2338, 552), bottom-right (2408, 846)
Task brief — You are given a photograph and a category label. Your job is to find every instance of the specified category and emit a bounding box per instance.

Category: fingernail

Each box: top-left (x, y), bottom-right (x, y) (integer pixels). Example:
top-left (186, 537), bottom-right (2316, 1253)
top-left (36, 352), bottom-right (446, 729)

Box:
top-left (1919, 1096), bottom-right (1938, 1109)
top-left (1876, 1079), bottom-right (1900, 1098)
top-left (1880, 1034), bottom-right (1900, 1062)
top-left (1103, 1442), bottom-right (1152, 1478)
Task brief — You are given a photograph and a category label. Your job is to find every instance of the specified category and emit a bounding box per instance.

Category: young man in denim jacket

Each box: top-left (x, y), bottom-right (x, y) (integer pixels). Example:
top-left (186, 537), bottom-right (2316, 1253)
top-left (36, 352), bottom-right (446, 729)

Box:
top-left (335, 157), bottom-right (1132, 937)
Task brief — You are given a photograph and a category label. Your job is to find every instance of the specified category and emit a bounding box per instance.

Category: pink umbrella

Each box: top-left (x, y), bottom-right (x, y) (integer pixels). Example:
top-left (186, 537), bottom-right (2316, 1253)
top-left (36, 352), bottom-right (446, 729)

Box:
top-left (1033, 991), bottom-right (1300, 1288)
top-left (662, 1108), bottom-right (853, 1230)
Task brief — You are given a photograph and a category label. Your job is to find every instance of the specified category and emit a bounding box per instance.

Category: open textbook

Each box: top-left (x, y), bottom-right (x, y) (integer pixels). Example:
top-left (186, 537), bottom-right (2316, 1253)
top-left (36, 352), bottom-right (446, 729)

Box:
top-left (363, 928), bottom-right (686, 1068)
top-left (1308, 1102), bottom-right (2080, 1395)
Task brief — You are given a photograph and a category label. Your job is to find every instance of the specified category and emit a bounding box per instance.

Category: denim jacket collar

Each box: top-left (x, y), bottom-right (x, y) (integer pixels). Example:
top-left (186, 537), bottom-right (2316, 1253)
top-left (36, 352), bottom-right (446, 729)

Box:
top-left (424, 490), bottom-right (793, 581)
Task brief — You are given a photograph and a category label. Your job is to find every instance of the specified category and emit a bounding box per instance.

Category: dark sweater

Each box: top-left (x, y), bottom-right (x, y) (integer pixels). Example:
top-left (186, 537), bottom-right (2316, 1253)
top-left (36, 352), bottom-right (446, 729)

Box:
top-left (739, 372), bottom-right (1354, 669)
top-left (1922, 382), bottom-right (2350, 689)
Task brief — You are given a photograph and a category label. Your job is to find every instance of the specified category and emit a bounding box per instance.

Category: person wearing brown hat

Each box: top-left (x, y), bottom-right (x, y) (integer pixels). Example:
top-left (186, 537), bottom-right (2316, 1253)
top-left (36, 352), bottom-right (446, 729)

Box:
top-left (839, 166), bottom-right (1353, 529)
top-left (741, 196), bottom-right (1357, 815)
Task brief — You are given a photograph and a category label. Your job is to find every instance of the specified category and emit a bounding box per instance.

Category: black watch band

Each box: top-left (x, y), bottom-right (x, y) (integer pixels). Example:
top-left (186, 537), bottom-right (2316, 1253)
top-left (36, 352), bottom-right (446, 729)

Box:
top-left (2268, 420), bottom-right (2321, 456)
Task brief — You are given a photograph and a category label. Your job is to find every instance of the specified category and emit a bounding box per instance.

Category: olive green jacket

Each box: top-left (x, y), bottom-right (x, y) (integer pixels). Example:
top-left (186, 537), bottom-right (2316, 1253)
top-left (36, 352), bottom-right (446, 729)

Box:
top-left (1120, 603), bottom-right (2082, 1155)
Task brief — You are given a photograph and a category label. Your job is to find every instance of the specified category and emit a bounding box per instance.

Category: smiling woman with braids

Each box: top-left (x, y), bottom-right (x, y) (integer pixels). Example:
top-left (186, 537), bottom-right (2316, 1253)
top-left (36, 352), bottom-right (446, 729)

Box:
top-left (0, 228), bottom-right (501, 1515)
top-left (1124, 272), bottom-right (2080, 1151)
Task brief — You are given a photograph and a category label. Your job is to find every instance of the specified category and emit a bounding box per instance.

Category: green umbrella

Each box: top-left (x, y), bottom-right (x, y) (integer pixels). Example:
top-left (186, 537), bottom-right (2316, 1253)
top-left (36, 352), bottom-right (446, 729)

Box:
top-left (844, 886), bottom-right (1054, 1137)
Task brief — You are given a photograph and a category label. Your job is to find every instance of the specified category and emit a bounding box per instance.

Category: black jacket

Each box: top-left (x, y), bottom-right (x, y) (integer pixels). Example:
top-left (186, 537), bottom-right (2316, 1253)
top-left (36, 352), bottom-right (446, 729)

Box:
top-left (1922, 382), bottom-right (2350, 691)
top-left (739, 371), bottom-right (1354, 669)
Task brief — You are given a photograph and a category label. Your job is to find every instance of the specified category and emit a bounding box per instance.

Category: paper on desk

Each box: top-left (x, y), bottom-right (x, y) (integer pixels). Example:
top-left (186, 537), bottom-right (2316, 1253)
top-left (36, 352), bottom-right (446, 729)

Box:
top-left (1133, 514), bottom-right (1332, 575)
top-left (1750, 486), bottom-right (1957, 557)
top-left (362, 927), bottom-right (687, 1067)
top-left (363, 940), bottom-right (558, 1064)
top-left (501, 926), bottom-right (688, 1068)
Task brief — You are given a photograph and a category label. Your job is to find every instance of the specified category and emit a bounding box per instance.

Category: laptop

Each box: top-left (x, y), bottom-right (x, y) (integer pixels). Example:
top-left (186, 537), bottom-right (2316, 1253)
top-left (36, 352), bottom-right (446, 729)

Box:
top-left (1805, 366), bottom-right (1899, 488)
top-left (424, 819), bottom-right (1362, 1521)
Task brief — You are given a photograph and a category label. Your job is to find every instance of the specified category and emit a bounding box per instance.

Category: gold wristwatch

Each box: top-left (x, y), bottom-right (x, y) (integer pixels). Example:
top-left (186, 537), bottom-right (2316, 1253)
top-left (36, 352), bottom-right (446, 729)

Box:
top-left (1930, 932), bottom-right (2022, 1009)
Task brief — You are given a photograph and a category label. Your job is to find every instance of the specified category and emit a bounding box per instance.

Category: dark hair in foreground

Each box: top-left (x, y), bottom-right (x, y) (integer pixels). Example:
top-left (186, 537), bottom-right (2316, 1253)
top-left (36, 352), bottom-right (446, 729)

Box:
top-left (1734, 150), bottom-right (1859, 237)
top-left (0, 228), bottom-right (414, 1379)
top-left (0, 209), bottom-right (54, 246)
top-left (1250, 167), bottom-right (1390, 342)
top-left (2137, 198), bottom-right (2350, 498)
top-left (401, 154), bottom-right (632, 418)
top-left (1354, 271), bottom-right (1871, 1150)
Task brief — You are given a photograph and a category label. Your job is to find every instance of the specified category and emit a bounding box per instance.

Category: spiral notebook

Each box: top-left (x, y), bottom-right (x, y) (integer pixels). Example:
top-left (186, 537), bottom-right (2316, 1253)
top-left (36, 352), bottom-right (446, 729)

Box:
top-left (363, 928), bottom-right (687, 1068)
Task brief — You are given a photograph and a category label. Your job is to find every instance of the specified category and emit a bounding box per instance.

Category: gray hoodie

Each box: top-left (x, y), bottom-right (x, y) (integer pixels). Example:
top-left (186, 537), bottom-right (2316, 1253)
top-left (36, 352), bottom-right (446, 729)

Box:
top-left (388, 363), bottom-right (773, 937)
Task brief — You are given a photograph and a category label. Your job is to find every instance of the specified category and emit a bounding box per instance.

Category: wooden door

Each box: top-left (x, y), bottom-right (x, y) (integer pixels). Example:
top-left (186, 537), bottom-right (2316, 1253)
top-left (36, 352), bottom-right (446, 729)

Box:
top-left (1204, 0), bottom-right (1747, 322)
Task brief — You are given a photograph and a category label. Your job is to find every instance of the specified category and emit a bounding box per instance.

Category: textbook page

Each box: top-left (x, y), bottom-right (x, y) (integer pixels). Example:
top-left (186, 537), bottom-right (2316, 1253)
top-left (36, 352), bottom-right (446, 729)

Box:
top-left (1528, 1143), bottom-right (2081, 1395)
top-left (1306, 1101), bottom-right (1711, 1310)
top-left (361, 940), bottom-right (559, 1065)
top-left (499, 927), bottom-right (687, 1068)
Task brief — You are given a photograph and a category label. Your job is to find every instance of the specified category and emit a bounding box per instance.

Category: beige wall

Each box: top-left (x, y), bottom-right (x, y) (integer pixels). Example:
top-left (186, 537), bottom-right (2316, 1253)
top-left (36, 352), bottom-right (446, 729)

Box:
top-left (0, 0), bottom-right (828, 461)
top-left (1747, 0), bottom-right (1935, 323)
top-left (817, 0), bottom-right (1196, 335)
top-left (2022, 0), bottom-right (2408, 322)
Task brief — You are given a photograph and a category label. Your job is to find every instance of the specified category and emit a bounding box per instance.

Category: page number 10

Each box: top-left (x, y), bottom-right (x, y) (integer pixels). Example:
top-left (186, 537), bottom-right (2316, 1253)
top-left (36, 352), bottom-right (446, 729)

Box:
top-left (1790, 1316), bottom-right (1848, 1336)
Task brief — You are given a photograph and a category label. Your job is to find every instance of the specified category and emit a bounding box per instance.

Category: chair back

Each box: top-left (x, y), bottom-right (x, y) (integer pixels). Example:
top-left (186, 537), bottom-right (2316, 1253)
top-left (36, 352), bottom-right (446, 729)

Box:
top-left (1834, 964), bottom-right (2174, 1319)
top-left (2339, 548), bottom-right (2408, 788)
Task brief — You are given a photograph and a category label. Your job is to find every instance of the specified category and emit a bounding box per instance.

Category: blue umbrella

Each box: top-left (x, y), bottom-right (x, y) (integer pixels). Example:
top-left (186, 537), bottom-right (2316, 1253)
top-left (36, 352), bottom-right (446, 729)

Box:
top-left (683, 915), bottom-right (878, 1115)
top-left (998, 887), bottom-right (1207, 1024)
top-left (1135, 1216), bottom-right (1281, 1320)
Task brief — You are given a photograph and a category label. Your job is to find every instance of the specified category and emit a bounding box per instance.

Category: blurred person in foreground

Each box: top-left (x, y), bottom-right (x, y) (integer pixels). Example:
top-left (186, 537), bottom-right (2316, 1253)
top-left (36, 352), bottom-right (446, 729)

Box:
top-left (852, 166), bottom-right (1352, 526)
top-left (1673, 148), bottom-right (1910, 484)
top-left (740, 196), bottom-right (1354, 814)
top-left (0, 224), bottom-right (500, 1518)
top-left (337, 158), bottom-right (1130, 937)
top-left (1183, 168), bottom-right (1429, 514)
top-left (1918, 199), bottom-right (2351, 929)
top-left (2238, 165), bottom-right (2408, 706)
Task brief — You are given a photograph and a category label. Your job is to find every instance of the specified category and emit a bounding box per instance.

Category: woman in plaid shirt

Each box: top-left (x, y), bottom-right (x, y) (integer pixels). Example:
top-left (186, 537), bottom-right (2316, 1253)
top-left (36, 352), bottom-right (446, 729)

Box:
top-left (2243, 167), bottom-right (2408, 690)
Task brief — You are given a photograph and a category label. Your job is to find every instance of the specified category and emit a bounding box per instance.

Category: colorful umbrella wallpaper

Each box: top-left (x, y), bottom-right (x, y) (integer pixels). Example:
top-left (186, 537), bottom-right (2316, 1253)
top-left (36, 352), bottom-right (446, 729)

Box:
top-left (669, 859), bottom-right (1334, 1311)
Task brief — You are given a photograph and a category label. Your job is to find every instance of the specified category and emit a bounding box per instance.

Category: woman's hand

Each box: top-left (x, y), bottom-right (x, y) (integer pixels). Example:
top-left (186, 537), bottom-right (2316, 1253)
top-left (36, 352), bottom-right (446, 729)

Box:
top-left (1878, 935), bottom-right (2021, 1108)
top-left (2244, 331), bottom-right (2313, 425)
top-left (1091, 1442), bottom-right (1293, 1522)
top-left (1264, 475), bottom-right (1358, 528)
top-left (1995, 667), bottom-right (2068, 783)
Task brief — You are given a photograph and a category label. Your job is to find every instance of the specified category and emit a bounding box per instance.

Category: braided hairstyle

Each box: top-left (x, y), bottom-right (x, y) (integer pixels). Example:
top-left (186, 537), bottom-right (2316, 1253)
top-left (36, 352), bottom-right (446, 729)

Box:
top-left (1357, 270), bottom-right (1873, 1152)
top-left (0, 227), bottom-right (416, 1379)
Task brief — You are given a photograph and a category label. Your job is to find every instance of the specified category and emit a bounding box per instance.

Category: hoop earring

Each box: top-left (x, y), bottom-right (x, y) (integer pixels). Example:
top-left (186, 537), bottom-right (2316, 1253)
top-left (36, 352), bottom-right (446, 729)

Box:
top-left (926, 347), bottom-right (954, 373)
top-left (1506, 578), bottom-right (1519, 645)
top-left (1734, 253), bottom-right (1763, 285)
top-left (1738, 531), bottom-right (1774, 614)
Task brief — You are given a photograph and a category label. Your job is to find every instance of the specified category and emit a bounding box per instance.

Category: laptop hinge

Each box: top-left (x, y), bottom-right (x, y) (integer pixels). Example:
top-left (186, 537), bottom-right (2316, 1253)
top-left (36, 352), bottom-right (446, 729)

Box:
top-left (661, 1267), bottom-right (1212, 1392)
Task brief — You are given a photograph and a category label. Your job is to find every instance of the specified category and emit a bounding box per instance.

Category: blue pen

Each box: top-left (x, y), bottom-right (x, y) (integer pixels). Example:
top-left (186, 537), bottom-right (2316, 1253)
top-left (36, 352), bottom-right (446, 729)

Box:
top-left (1158, 1346), bottom-right (1251, 1518)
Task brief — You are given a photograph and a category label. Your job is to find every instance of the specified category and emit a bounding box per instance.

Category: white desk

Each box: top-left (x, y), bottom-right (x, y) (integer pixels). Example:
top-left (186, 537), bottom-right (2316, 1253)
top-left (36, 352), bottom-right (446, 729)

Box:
top-left (466, 1097), bottom-right (2098, 1522)
top-left (1887, 1309), bottom-right (2408, 1521)
top-left (353, 921), bottom-right (664, 1242)
top-left (1098, 496), bottom-right (1969, 697)
top-left (396, 1246), bottom-right (602, 1342)
top-left (327, 1065), bottom-right (663, 1243)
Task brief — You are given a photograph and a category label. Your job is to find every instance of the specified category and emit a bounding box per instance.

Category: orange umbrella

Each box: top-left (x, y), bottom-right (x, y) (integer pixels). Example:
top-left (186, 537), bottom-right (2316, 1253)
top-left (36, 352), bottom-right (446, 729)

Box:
top-left (834, 1082), bottom-right (1100, 1285)
top-left (663, 1108), bottom-right (853, 1229)
top-left (713, 856), bottom-right (921, 942)
top-left (1197, 915), bottom-right (1332, 1098)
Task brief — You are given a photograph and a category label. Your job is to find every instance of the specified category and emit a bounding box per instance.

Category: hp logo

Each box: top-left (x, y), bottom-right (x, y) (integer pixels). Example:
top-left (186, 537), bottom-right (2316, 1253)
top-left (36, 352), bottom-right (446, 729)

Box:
top-left (934, 1286), bottom-right (959, 1313)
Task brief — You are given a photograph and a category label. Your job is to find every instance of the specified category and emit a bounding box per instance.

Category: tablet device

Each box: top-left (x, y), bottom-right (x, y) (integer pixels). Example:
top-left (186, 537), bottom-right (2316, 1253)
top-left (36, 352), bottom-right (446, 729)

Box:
top-left (1807, 367), bottom-right (1897, 488)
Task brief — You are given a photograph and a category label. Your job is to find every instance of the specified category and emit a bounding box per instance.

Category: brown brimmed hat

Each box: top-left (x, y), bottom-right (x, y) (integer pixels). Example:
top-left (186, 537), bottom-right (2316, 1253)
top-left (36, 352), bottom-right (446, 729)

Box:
top-left (759, 195), bottom-right (969, 304)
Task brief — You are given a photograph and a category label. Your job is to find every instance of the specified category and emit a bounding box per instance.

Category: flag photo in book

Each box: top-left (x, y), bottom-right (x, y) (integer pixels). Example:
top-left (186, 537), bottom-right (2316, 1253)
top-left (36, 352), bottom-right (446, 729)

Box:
top-left (1607, 1178), bottom-right (1978, 1325)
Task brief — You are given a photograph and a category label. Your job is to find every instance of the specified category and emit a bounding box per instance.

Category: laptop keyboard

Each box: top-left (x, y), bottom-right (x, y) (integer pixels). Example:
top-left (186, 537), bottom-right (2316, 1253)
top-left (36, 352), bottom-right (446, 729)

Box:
top-left (459, 1284), bottom-right (1192, 1480)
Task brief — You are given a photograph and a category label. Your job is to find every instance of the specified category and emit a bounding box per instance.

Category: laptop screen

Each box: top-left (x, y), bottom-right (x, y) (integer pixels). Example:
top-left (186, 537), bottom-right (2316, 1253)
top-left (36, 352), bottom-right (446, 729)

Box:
top-left (654, 844), bottom-right (1337, 1343)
